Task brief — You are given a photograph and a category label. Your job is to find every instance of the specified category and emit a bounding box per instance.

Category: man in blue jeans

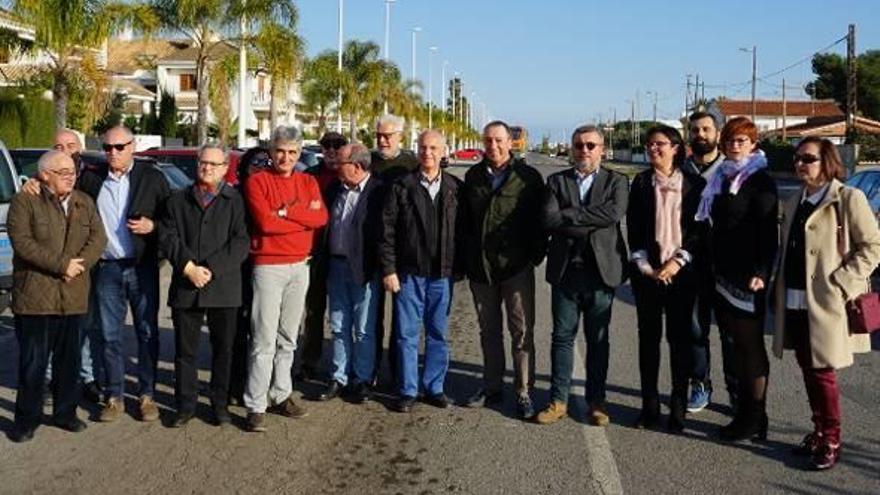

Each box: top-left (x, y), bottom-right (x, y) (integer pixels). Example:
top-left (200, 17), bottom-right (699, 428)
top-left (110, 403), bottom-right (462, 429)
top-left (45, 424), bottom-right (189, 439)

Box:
top-left (318, 143), bottom-right (385, 403)
top-left (379, 130), bottom-right (463, 413)
top-left (536, 125), bottom-right (629, 427)
top-left (77, 126), bottom-right (170, 422)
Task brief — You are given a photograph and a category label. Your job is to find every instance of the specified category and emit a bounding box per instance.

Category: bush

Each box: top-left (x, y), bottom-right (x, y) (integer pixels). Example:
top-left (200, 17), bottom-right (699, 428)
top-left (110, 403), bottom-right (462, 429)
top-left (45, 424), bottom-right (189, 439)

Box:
top-left (0, 89), bottom-right (55, 148)
top-left (759, 139), bottom-right (795, 172)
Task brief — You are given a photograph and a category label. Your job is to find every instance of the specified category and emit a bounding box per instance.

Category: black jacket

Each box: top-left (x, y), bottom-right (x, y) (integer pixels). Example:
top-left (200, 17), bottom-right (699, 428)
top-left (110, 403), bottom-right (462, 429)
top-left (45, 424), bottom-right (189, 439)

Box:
top-left (542, 166), bottom-right (629, 287)
top-left (78, 160), bottom-right (171, 263)
top-left (159, 184), bottom-right (250, 308)
top-left (379, 170), bottom-right (463, 279)
top-left (626, 168), bottom-right (707, 279)
top-left (325, 175), bottom-right (385, 286)
top-left (709, 169), bottom-right (778, 289)
top-left (461, 158), bottom-right (547, 284)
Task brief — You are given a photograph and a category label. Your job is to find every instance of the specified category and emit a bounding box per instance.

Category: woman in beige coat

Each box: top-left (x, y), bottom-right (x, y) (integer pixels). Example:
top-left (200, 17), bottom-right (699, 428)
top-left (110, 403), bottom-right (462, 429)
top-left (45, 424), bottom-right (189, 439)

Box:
top-left (773, 137), bottom-right (880, 471)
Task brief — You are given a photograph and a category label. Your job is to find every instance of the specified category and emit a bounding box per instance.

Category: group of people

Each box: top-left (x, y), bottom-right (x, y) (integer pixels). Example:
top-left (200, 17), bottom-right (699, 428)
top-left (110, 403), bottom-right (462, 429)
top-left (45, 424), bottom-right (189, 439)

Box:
top-left (8, 113), bottom-right (879, 472)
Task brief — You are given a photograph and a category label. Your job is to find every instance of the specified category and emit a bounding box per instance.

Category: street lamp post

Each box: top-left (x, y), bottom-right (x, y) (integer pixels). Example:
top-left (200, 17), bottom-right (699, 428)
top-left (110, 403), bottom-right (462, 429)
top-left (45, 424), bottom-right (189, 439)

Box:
top-left (336, 0), bottom-right (344, 133)
top-left (646, 90), bottom-right (658, 123)
top-left (428, 46), bottom-right (437, 129)
top-left (451, 71), bottom-right (458, 150)
top-left (238, 11), bottom-right (247, 147)
top-left (382, 0), bottom-right (395, 114)
top-left (410, 27), bottom-right (421, 150)
top-left (740, 46), bottom-right (757, 122)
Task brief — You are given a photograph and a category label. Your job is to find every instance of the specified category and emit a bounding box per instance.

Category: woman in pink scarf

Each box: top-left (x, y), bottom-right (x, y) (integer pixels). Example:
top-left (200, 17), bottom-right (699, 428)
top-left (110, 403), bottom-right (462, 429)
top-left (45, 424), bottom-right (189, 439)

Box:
top-left (627, 125), bottom-right (708, 432)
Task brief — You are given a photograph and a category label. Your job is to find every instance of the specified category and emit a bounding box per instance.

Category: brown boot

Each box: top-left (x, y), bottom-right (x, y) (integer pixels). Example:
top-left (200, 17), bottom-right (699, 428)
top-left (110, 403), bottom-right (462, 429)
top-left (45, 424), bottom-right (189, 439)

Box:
top-left (99, 397), bottom-right (125, 422)
top-left (588, 402), bottom-right (610, 427)
top-left (535, 401), bottom-right (568, 425)
top-left (139, 396), bottom-right (160, 422)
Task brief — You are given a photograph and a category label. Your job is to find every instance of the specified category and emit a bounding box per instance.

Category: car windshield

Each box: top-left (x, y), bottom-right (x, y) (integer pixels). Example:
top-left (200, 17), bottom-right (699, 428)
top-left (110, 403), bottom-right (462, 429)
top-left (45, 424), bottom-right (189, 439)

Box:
top-left (158, 163), bottom-right (194, 190)
top-left (0, 150), bottom-right (18, 203)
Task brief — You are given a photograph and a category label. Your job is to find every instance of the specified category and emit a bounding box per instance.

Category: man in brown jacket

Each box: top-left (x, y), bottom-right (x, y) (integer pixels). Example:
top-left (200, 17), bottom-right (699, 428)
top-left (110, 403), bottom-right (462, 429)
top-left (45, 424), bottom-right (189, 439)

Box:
top-left (7, 150), bottom-right (106, 443)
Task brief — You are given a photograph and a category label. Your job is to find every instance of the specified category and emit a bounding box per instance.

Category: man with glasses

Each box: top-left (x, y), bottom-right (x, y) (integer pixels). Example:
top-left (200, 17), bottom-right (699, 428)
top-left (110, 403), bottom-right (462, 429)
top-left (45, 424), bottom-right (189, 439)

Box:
top-left (159, 143), bottom-right (249, 427)
top-left (371, 114), bottom-right (419, 386)
top-left (462, 120), bottom-right (546, 419)
top-left (536, 125), bottom-right (629, 427)
top-left (76, 125), bottom-right (171, 422)
top-left (682, 111), bottom-right (738, 415)
top-left (298, 131), bottom-right (348, 381)
top-left (7, 151), bottom-right (106, 442)
top-left (244, 126), bottom-right (327, 432)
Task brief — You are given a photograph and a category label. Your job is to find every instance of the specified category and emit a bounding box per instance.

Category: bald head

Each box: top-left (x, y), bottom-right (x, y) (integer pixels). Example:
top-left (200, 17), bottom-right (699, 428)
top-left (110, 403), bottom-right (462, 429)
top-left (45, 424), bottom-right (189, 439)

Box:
top-left (53, 129), bottom-right (82, 157)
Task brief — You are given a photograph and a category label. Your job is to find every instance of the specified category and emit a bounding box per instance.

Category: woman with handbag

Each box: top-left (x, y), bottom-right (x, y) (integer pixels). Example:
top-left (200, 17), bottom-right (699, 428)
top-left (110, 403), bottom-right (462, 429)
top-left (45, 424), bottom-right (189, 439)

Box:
top-left (772, 137), bottom-right (880, 470)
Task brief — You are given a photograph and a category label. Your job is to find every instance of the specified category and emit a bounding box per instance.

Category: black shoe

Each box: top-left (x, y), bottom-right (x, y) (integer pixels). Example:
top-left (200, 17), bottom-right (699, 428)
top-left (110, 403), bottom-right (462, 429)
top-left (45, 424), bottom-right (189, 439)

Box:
top-left (318, 381), bottom-right (343, 402)
top-left (294, 365), bottom-right (317, 383)
top-left (423, 393), bottom-right (450, 409)
top-left (350, 382), bottom-right (373, 404)
top-left (170, 411), bottom-right (195, 428)
top-left (633, 397), bottom-right (661, 429)
top-left (463, 388), bottom-right (502, 408)
top-left (666, 396), bottom-right (686, 433)
top-left (395, 396), bottom-right (416, 413)
top-left (719, 401), bottom-right (767, 441)
top-left (10, 426), bottom-right (36, 443)
top-left (82, 381), bottom-right (102, 403)
top-left (53, 417), bottom-right (88, 433)
top-left (213, 407), bottom-right (231, 426)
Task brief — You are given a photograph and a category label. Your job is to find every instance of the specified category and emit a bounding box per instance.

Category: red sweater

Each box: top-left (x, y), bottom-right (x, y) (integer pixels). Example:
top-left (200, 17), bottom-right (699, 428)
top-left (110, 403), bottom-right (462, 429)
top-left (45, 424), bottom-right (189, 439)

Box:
top-left (245, 170), bottom-right (328, 265)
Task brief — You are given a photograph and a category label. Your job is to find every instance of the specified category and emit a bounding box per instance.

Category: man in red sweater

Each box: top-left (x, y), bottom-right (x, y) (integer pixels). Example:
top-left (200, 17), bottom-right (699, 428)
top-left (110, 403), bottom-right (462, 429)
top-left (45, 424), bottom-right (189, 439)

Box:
top-left (243, 126), bottom-right (328, 432)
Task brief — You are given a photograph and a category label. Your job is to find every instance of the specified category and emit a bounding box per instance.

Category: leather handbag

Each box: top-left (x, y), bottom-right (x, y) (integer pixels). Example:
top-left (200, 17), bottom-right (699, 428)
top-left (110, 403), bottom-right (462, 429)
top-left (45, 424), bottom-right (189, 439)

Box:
top-left (833, 197), bottom-right (880, 334)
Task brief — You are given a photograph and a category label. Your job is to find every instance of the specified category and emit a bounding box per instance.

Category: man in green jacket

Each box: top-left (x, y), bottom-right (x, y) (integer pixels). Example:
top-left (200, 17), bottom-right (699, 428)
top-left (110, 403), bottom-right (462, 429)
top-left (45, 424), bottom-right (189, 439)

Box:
top-left (462, 120), bottom-right (547, 419)
top-left (8, 150), bottom-right (107, 442)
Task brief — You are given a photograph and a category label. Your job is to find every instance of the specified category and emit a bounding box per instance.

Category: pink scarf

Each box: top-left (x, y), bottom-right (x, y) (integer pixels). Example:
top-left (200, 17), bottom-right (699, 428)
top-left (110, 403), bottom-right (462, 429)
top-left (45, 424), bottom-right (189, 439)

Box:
top-left (654, 169), bottom-right (683, 264)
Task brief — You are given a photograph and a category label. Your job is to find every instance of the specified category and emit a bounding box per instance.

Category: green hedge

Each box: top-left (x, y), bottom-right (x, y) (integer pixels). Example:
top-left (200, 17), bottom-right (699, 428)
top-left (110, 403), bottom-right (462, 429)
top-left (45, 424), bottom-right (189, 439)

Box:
top-left (0, 91), bottom-right (56, 149)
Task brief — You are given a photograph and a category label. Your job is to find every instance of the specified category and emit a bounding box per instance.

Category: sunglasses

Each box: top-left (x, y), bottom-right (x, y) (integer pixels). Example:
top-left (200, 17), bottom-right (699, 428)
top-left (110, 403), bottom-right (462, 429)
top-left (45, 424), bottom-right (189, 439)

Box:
top-left (102, 140), bottom-right (132, 152)
top-left (573, 142), bottom-right (601, 151)
top-left (793, 154), bottom-right (820, 165)
top-left (321, 140), bottom-right (346, 150)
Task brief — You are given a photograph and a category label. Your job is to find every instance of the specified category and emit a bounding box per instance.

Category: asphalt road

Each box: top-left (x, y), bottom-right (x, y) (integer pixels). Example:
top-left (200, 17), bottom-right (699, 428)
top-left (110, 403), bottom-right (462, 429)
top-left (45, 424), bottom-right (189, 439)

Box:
top-left (0, 152), bottom-right (877, 494)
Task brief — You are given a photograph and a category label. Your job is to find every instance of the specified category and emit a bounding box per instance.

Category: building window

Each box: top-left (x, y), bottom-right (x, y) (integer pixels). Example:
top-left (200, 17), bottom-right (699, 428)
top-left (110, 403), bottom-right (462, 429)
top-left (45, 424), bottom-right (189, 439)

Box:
top-left (179, 74), bottom-right (197, 91)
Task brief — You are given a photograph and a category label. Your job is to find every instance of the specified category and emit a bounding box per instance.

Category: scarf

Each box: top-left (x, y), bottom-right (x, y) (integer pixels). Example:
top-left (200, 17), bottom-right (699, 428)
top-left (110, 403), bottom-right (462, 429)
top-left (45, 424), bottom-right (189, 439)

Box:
top-left (654, 169), bottom-right (683, 264)
top-left (695, 149), bottom-right (767, 221)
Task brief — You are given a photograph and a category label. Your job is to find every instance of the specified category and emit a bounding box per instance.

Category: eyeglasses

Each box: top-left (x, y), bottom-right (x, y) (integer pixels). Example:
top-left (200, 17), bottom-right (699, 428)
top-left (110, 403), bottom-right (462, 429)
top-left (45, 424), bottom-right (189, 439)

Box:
top-left (377, 132), bottom-right (399, 141)
top-left (321, 140), bottom-right (346, 150)
top-left (793, 154), bottom-right (820, 165)
top-left (726, 137), bottom-right (751, 147)
top-left (646, 141), bottom-right (672, 149)
top-left (572, 142), bottom-right (601, 151)
top-left (198, 160), bottom-right (227, 168)
top-left (102, 140), bottom-right (133, 152)
top-left (47, 169), bottom-right (76, 178)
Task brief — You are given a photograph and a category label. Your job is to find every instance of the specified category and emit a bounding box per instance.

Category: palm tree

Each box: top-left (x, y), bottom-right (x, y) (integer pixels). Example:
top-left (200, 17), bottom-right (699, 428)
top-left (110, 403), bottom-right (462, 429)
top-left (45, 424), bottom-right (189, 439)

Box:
top-left (300, 51), bottom-right (342, 137)
top-left (208, 53), bottom-right (237, 145)
top-left (339, 40), bottom-right (387, 140)
top-left (7, 0), bottom-right (158, 129)
top-left (151, 0), bottom-right (297, 144)
top-left (250, 20), bottom-right (304, 130)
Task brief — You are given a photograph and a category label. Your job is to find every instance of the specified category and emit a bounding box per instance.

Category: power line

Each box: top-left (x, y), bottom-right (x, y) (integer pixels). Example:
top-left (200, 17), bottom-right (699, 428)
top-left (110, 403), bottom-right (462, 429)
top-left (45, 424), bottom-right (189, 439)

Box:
top-left (759, 35), bottom-right (847, 80)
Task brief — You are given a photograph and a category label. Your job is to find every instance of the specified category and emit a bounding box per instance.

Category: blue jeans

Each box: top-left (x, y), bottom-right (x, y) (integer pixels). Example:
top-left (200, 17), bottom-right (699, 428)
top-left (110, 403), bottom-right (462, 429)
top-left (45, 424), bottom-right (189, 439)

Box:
top-left (327, 258), bottom-right (380, 386)
top-left (395, 274), bottom-right (452, 398)
top-left (96, 259), bottom-right (160, 400)
top-left (549, 269), bottom-right (614, 405)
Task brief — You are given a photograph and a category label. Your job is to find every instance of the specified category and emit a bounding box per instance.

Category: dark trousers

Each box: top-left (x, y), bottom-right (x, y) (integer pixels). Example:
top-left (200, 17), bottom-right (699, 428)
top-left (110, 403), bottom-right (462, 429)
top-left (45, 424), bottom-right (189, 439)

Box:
top-left (300, 255), bottom-right (328, 371)
top-left (787, 310), bottom-right (841, 445)
top-left (230, 262), bottom-right (254, 400)
top-left (632, 275), bottom-right (695, 404)
top-left (690, 273), bottom-right (737, 396)
top-left (549, 267), bottom-right (614, 405)
top-left (15, 315), bottom-right (84, 430)
top-left (374, 289), bottom-right (399, 383)
top-left (172, 307), bottom-right (238, 413)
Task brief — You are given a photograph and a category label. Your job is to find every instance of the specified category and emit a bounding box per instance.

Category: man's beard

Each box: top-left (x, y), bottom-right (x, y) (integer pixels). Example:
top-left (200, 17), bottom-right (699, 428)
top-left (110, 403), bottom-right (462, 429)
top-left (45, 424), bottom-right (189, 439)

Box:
top-left (690, 139), bottom-right (717, 156)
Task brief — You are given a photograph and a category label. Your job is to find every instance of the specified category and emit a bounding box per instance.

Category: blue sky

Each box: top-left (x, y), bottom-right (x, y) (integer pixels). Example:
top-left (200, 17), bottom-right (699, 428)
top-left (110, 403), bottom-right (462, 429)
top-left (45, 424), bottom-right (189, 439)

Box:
top-left (297, 0), bottom-right (880, 143)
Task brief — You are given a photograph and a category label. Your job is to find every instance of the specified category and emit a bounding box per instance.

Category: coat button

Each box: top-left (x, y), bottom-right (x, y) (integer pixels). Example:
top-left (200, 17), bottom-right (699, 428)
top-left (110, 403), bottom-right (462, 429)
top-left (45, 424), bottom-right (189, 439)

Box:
top-left (809, 249), bottom-right (818, 255)
top-left (807, 224), bottom-right (815, 230)
top-left (811, 275), bottom-right (816, 280)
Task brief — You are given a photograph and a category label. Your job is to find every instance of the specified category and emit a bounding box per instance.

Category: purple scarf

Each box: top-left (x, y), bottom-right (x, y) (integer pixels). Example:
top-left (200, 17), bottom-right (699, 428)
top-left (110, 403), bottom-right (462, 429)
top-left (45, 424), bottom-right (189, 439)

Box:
top-left (695, 150), bottom-right (767, 221)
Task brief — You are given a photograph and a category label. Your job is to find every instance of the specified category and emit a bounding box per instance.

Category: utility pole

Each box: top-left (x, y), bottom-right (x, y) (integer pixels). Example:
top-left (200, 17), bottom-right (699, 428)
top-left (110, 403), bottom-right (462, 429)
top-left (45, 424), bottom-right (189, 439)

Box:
top-left (846, 23), bottom-right (857, 142)
top-left (751, 46), bottom-right (757, 122)
top-left (686, 74), bottom-right (692, 114)
top-left (336, 0), bottom-right (344, 133)
top-left (694, 74), bottom-right (700, 109)
top-left (237, 11), bottom-right (247, 147)
top-left (382, 0), bottom-right (395, 114)
top-left (782, 77), bottom-right (787, 142)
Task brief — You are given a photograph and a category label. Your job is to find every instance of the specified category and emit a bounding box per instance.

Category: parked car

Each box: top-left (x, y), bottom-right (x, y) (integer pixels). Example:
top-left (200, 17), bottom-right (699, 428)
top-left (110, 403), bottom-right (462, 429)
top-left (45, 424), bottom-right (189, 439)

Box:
top-left (846, 167), bottom-right (880, 221)
top-left (452, 148), bottom-right (483, 161)
top-left (0, 140), bottom-right (21, 312)
top-left (135, 147), bottom-right (242, 185)
top-left (8, 148), bottom-right (45, 179)
top-left (80, 151), bottom-right (193, 191)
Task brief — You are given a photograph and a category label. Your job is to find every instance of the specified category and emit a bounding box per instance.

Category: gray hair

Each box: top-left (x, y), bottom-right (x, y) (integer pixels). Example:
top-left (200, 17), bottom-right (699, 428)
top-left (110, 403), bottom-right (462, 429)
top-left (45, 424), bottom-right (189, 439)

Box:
top-left (571, 124), bottom-right (604, 143)
top-left (37, 150), bottom-right (72, 173)
top-left (376, 114), bottom-right (405, 133)
top-left (199, 140), bottom-right (229, 163)
top-left (54, 128), bottom-right (82, 146)
top-left (347, 143), bottom-right (372, 171)
top-left (270, 125), bottom-right (303, 148)
top-left (103, 125), bottom-right (134, 141)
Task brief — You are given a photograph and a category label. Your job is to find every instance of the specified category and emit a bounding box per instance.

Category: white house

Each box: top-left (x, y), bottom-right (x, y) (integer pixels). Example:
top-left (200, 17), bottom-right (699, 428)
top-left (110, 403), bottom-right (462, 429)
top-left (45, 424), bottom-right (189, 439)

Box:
top-left (706, 98), bottom-right (845, 134)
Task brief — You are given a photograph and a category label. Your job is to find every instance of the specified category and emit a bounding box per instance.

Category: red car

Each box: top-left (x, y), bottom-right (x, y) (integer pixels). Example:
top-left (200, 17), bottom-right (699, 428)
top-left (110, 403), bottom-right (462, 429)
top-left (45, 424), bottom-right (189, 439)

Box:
top-left (135, 147), bottom-right (243, 185)
top-left (452, 148), bottom-right (483, 161)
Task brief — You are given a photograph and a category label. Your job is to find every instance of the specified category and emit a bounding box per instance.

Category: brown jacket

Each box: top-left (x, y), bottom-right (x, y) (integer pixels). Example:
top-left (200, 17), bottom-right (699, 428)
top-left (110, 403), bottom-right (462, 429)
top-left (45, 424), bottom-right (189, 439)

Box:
top-left (7, 187), bottom-right (107, 315)
top-left (772, 180), bottom-right (880, 369)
